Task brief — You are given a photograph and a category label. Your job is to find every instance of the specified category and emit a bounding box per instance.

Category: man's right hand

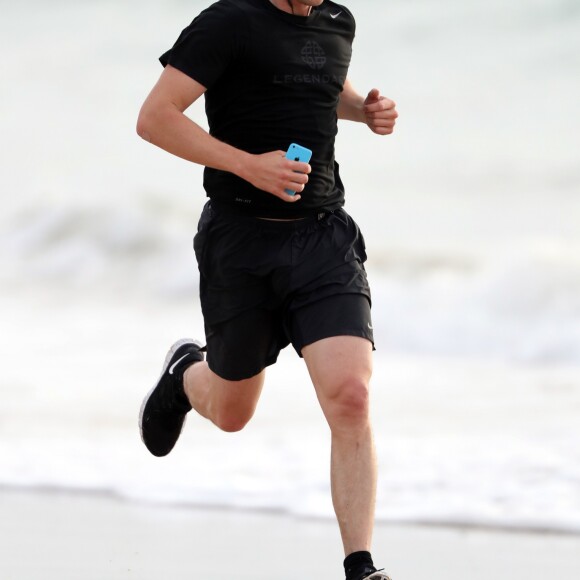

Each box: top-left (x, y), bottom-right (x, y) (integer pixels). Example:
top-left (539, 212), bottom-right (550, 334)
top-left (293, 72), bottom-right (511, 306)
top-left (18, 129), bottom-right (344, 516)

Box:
top-left (238, 150), bottom-right (311, 202)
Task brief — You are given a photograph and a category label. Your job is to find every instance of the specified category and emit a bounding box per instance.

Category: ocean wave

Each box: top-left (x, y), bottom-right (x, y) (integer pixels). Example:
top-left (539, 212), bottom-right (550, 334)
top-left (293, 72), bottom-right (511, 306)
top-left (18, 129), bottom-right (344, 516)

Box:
top-left (2, 415), bottom-right (579, 535)
top-left (370, 244), bottom-right (580, 365)
top-left (0, 203), bottom-right (200, 299)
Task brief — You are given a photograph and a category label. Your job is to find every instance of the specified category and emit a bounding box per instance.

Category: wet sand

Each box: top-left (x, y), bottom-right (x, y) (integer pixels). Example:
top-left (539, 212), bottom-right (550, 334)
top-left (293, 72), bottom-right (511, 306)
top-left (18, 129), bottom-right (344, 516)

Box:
top-left (1, 488), bottom-right (579, 580)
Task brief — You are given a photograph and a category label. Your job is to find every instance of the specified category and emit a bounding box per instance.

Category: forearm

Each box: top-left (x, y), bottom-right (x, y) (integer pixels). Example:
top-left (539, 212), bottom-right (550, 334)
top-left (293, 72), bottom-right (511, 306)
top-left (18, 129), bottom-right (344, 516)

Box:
top-left (337, 79), bottom-right (366, 123)
top-left (337, 94), bottom-right (365, 122)
top-left (137, 104), bottom-right (250, 179)
top-left (137, 101), bottom-right (309, 200)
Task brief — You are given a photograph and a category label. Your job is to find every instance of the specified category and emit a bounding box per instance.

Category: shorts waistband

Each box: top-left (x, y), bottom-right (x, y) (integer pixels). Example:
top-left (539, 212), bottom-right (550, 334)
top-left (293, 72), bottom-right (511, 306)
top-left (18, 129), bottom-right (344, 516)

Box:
top-left (208, 201), bottom-right (335, 228)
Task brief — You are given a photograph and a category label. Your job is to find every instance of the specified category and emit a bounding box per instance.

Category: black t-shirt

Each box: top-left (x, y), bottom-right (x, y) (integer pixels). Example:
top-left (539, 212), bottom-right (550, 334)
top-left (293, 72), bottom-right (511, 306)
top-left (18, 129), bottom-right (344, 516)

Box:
top-left (160, 0), bottom-right (355, 218)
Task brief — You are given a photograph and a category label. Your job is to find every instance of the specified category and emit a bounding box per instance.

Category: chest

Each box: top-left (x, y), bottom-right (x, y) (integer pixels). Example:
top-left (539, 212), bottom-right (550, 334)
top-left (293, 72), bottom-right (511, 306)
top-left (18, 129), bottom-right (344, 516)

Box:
top-left (239, 21), bottom-right (353, 94)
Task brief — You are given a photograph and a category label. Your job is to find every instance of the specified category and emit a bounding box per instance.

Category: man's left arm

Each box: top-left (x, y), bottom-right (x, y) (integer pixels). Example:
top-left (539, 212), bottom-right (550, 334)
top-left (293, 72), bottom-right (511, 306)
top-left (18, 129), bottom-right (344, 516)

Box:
top-left (337, 78), bottom-right (398, 135)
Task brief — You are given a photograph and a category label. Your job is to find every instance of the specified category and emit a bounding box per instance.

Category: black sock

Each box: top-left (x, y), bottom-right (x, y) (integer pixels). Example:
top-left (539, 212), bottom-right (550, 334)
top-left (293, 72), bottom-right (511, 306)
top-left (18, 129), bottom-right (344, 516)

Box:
top-left (344, 551), bottom-right (375, 580)
top-left (171, 361), bottom-right (195, 412)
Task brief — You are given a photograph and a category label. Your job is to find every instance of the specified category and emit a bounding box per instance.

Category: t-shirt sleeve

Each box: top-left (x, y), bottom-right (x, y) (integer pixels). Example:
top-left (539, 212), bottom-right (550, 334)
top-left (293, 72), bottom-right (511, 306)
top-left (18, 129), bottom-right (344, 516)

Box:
top-left (159, 1), bottom-right (244, 89)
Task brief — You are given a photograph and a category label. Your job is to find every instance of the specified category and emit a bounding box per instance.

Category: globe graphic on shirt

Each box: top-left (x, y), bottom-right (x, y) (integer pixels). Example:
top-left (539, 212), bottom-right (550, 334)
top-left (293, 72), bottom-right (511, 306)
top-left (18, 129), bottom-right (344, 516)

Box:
top-left (301, 41), bottom-right (326, 69)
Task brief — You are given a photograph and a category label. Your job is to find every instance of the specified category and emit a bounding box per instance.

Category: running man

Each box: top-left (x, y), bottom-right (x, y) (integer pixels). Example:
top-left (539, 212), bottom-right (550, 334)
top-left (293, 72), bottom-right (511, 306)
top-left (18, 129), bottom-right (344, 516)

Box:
top-left (137, 2), bottom-right (398, 579)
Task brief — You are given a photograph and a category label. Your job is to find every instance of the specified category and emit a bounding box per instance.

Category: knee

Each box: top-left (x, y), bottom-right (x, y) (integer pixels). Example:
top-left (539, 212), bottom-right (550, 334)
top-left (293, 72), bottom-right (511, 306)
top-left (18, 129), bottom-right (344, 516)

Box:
top-left (208, 373), bottom-right (264, 433)
top-left (214, 413), bottom-right (251, 433)
top-left (322, 377), bottom-right (370, 431)
top-left (213, 406), bottom-right (253, 433)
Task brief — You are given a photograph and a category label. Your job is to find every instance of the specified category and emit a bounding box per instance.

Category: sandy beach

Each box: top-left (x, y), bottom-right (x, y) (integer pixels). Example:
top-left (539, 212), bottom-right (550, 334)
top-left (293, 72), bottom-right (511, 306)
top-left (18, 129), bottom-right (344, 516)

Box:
top-left (1, 488), bottom-right (579, 580)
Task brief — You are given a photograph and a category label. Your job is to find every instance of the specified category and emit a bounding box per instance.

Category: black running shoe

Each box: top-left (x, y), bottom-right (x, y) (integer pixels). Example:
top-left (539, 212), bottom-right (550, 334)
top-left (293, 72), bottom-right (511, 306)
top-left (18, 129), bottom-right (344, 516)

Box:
top-left (139, 339), bottom-right (204, 457)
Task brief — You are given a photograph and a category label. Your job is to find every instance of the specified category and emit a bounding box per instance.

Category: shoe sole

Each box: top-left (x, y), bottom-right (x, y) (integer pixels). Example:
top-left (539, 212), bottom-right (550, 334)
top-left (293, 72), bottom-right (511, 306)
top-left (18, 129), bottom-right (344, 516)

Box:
top-left (138, 338), bottom-right (203, 448)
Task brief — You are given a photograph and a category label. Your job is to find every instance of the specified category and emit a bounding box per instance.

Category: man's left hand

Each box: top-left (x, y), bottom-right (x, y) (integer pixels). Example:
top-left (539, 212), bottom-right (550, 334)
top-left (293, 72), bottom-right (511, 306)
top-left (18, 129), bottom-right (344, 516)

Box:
top-left (363, 89), bottom-right (398, 135)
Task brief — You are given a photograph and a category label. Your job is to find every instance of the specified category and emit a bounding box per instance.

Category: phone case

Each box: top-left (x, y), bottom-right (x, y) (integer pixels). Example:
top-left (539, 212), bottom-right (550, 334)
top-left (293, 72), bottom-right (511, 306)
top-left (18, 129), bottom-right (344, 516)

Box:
top-left (285, 143), bottom-right (312, 196)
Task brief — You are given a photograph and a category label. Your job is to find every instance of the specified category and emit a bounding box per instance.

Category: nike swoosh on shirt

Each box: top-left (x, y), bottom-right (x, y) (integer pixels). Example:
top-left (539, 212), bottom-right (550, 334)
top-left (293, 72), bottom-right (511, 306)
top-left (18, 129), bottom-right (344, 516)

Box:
top-left (330, 11), bottom-right (342, 19)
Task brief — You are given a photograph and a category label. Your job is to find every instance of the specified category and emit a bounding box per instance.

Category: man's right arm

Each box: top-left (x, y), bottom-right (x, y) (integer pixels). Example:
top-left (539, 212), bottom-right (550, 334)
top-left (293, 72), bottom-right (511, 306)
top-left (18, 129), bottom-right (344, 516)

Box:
top-left (136, 65), bottom-right (309, 201)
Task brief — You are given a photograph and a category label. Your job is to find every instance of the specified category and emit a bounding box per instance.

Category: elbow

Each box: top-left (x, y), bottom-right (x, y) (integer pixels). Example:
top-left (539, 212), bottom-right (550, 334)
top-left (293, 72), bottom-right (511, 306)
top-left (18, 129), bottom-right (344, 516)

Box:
top-left (136, 105), bottom-right (155, 142)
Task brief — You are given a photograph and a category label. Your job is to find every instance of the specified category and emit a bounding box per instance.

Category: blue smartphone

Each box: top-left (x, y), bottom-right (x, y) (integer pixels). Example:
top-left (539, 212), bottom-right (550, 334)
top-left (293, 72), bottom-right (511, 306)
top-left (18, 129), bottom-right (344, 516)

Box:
top-left (285, 143), bottom-right (312, 196)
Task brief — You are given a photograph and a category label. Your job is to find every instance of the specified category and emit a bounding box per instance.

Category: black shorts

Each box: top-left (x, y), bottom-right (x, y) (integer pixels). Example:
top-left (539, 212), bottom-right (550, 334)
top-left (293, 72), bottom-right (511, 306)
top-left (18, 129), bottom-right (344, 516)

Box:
top-left (193, 201), bottom-right (374, 380)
